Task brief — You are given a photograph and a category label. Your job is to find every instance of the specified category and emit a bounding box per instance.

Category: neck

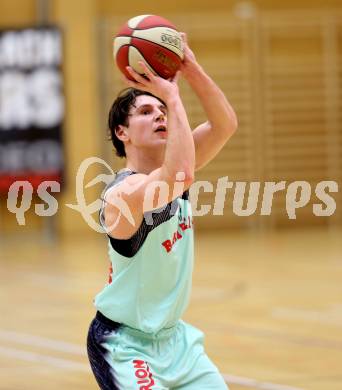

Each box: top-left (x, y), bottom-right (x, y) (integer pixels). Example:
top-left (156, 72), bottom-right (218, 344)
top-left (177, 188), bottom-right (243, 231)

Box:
top-left (125, 147), bottom-right (164, 174)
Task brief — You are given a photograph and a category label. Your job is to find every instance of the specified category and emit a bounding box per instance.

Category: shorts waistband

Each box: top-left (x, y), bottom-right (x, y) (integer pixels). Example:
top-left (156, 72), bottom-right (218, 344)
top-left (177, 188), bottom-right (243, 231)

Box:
top-left (95, 311), bottom-right (178, 340)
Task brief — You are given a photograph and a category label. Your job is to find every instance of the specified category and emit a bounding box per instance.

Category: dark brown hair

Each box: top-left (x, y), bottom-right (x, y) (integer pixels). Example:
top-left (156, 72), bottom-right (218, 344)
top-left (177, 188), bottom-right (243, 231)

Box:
top-left (108, 88), bottom-right (165, 158)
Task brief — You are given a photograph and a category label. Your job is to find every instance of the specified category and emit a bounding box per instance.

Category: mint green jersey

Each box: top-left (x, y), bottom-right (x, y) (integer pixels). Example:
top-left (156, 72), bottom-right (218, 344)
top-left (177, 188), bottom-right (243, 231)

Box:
top-left (94, 171), bottom-right (194, 334)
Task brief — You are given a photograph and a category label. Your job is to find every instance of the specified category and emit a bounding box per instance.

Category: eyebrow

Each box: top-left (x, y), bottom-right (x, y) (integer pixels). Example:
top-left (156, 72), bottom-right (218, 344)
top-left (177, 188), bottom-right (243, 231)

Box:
top-left (135, 103), bottom-right (167, 112)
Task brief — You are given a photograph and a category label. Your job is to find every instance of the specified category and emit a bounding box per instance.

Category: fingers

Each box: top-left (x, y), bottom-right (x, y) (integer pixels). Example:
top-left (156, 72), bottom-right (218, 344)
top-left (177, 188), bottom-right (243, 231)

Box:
top-left (180, 32), bottom-right (188, 45)
top-left (126, 66), bottom-right (149, 84)
top-left (122, 61), bottom-right (179, 100)
top-left (122, 73), bottom-right (148, 92)
top-left (126, 61), bottom-right (156, 83)
top-left (137, 61), bottom-right (155, 80)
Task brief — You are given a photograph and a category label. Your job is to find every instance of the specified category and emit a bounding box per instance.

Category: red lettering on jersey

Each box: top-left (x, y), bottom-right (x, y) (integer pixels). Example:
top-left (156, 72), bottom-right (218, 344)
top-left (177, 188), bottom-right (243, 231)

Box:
top-left (133, 360), bottom-right (145, 369)
top-left (162, 240), bottom-right (172, 253)
top-left (172, 231), bottom-right (182, 245)
top-left (108, 263), bottom-right (113, 284)
top-left (161, 217), bottom-right (195, 252)
top-left (133, 360), bottom-right (155, 389)
top-left (179, 222), bottom-right (190, 231)
top-left (136, 368), bottom-right (148, 379)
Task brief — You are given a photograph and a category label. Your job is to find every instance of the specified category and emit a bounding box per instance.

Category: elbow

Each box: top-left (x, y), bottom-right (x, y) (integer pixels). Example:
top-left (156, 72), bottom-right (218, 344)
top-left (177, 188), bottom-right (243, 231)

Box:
top-left (217, 111), bottom-right (238, 138)
top-left (184, 170), bottom-right (195, 186)
top-left (183, 173), bottom-right (195, 191)
top-left (176, 168), bottom-right (195, 186)
top-left (164, 165), bottom-right (195, 187)
top-left (217, 120), bottom-right (238, 141)
top-left (229, 112), bottom-right (238, 134)
top-left (224, 118), bottom-right (238, 140)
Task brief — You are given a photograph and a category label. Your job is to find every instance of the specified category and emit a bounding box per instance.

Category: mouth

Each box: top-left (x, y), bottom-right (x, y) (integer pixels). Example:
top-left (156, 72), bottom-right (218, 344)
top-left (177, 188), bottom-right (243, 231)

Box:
top-left (155, 125), bottom-right (167, 133)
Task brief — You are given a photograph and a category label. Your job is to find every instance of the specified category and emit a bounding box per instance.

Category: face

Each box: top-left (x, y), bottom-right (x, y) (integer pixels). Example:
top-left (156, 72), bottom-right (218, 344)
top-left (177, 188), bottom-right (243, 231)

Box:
top-left (118, 95), bottom-right (168, 150)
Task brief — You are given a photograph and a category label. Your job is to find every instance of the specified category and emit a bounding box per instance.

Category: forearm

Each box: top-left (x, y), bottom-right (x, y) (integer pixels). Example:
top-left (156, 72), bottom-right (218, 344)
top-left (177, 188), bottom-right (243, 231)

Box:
top-left (163, 94), bottom-right (195, 180)
top-left (184, 63), bottom-right (238, 134)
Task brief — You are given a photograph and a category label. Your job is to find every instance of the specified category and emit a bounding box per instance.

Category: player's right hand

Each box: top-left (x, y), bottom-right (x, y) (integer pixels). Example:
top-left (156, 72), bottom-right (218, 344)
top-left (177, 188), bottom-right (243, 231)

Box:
top-left (123, 61), bottom-right (180, 103)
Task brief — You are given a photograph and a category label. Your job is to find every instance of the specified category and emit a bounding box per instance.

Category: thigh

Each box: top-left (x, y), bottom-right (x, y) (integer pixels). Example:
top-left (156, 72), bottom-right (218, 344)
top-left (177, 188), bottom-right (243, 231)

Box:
top-left (112, 358), bottom-right (168, 390)
top-left (172, 322), bottom-right (228, 390)
top-left (87, 317), bottom-right (168, 390)
top-left (174, 352), bottom-right (228, 390)
top-left (87, 317), bottom-right (120, 389)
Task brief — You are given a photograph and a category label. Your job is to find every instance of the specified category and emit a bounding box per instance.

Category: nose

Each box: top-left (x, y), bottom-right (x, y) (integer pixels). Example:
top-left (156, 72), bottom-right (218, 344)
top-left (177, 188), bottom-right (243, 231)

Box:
top-left (155, 109), bottom-right (166, 122)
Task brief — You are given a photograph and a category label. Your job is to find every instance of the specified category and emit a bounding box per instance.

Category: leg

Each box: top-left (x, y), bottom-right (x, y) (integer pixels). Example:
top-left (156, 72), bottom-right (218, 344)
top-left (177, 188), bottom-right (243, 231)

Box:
top-left (87, 316), bottom-right (167, 390)
top-left (171, 321), bottom-right (228, 390)
top-left (110, 358), bottom-right (168, 390)
top-left (87, 317), bottom-right (120, 390)
top-left (174, 352), bottom-right (228, 390)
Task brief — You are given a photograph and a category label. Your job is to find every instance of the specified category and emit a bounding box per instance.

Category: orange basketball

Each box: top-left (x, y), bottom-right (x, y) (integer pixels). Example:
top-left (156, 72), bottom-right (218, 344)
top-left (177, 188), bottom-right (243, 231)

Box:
top-left (113, 15), bottom-right (184, 80)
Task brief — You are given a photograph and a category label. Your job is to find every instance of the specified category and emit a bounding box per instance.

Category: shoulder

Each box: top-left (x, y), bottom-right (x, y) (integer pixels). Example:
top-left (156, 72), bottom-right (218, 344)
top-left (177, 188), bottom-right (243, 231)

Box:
top-left (102, 170), bottom-right (147, 240)
top-left (105, 171), bottom-right (147, 208)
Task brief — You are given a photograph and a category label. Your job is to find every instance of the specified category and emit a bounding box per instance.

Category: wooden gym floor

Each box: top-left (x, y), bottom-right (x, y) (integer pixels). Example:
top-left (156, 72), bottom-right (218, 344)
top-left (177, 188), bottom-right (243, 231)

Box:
top-left (0, 227), bottom-right (341, 390)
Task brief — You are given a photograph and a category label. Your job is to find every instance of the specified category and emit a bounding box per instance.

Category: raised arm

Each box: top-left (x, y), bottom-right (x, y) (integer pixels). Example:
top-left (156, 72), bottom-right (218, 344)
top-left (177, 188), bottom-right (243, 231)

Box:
top-left (180, 33), bottom-right (238, 171)
top-left (105, 62), bottom-right (195, 239)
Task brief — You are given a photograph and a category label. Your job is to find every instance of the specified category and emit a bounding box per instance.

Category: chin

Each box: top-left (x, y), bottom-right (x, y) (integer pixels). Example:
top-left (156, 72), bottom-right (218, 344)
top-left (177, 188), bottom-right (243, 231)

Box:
top-left (154, 137), bottom-right (167, 145)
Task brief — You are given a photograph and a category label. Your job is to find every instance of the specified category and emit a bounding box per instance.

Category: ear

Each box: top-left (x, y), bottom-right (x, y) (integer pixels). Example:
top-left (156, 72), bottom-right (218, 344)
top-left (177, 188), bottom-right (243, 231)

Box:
top-left (115, 125), bottom-right (130, 142)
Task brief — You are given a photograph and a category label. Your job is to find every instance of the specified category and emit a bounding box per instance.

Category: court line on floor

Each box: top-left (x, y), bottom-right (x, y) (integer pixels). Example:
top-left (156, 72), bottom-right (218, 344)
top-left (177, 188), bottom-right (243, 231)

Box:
top-left (0, 330), bottom-right (85, 355)
top-left (272, 306), bottom-right (342, 326)
top-left (199, 321), bottom-right (342, 351)
top-left (0, 329), bottom-right (304, 390)
top-left (0, 346), bottom-right (89, 372)
top-left (222, 374), bottom-right (303, 390)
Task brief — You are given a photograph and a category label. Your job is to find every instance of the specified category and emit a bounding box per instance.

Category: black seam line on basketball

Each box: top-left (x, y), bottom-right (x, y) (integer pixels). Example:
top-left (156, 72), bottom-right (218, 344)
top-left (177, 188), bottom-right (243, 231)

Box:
top-left (116, 44), bottom-right (131, 58)
top-left (117, 35), bottom-right (180, 53)
top-left (124, 36), bottom-right (182, 56)
top-left (116, 43), bottom-right (164, 77)
top-left (128, 45), bottom-right (164, 78)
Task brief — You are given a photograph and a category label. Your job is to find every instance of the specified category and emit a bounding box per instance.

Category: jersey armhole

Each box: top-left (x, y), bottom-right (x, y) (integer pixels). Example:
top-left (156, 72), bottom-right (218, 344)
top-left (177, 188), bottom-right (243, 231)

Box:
top-left (100, 172), bottom-right (189, 258)
top-left (108, 198), bottom-right (180, 258)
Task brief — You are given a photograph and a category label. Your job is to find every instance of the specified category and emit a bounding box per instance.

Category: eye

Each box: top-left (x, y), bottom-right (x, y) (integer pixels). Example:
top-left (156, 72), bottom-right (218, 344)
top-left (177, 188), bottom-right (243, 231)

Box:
top-left (142, 109), bottom-right (151, 115)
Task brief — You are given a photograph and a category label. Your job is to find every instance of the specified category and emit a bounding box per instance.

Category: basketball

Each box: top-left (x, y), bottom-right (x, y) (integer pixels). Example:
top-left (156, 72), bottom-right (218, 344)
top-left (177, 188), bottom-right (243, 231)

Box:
top-left (113, 15), bottom-right (184, 80)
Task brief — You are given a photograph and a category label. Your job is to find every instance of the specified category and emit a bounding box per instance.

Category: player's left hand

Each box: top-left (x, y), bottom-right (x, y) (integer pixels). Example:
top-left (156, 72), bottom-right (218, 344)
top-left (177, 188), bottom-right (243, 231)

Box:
top-left (179, 32), bottom-right (200, 78)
